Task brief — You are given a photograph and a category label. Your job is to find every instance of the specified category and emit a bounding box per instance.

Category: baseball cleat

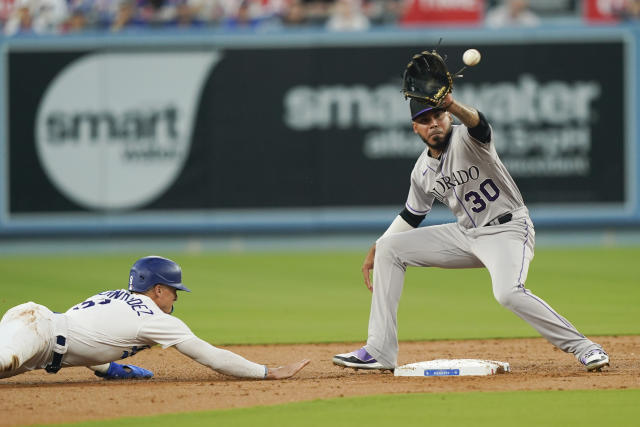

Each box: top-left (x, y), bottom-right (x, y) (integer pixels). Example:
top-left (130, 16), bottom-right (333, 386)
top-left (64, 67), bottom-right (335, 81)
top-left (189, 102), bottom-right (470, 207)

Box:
top-left (332, 347), bottom-right (389, 370)
top-left (95, 362), bottom-right (154, 380)
top-left (580, 349), bottom-right (610, 372)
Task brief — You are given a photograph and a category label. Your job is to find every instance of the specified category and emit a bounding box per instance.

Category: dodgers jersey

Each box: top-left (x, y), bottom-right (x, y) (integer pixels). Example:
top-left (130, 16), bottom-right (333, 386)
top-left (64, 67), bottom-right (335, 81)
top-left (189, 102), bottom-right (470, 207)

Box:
top-left (63, 289), bottom-right (195, 367)
top-left (406, 124), bottom-right (524, 229)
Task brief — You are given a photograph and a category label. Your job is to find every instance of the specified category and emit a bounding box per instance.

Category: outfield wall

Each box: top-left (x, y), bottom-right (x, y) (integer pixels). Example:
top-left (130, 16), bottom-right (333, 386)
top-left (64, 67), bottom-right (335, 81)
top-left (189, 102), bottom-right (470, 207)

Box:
top-left (0, 25), bottom-right (638, 235)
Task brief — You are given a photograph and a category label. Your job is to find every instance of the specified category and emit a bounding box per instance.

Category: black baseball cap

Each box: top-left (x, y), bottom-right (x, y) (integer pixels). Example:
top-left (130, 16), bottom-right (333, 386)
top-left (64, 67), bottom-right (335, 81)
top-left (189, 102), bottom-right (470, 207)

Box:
top-left (410, 98), bottom-right (442, 120)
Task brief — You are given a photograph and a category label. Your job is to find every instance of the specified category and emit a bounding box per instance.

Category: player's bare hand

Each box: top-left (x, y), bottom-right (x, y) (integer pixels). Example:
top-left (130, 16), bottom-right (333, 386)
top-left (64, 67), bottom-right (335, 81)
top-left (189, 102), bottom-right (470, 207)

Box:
top-left (362, 244), bottom-right (376, 292)
top-left (265, 359), bottom-right (310, 379)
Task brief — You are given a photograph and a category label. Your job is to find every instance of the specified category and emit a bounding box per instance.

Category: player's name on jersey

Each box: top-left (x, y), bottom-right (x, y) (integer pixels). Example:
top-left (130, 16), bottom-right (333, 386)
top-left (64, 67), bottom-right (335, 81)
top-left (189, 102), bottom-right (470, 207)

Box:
top-left (70, 289), bottom-right (155, 317)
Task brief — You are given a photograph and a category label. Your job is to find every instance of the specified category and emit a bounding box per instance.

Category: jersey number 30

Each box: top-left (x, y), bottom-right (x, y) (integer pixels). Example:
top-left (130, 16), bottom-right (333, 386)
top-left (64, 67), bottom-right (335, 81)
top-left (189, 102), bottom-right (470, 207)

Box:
top-left (464, 178), bottom-right (500, 213)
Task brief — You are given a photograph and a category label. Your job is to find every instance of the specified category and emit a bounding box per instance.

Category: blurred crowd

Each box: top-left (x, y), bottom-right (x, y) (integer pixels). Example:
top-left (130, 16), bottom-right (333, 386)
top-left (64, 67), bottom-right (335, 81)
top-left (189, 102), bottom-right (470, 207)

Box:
top-left (1, 0), bottom-right (639, 36)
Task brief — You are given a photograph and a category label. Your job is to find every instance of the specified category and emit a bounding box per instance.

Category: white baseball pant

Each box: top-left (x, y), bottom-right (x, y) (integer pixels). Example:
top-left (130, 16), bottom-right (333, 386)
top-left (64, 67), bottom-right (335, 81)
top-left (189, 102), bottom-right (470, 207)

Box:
top-left (0, 302), bottom-right (65, 379)
top-left (364, 214), bottom-right (600, 368)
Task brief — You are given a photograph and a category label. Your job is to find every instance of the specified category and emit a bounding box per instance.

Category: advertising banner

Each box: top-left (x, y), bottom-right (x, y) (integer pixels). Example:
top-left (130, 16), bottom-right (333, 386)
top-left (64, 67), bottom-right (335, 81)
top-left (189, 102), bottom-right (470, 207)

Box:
top-left (583, 0), bottom-right (628, 22)
top-left (487, 0), bottom-right (578, 17)
top-left (6, 38), bottom-right (628, 221)
top-left (399, 0), bottom-right (485, 26)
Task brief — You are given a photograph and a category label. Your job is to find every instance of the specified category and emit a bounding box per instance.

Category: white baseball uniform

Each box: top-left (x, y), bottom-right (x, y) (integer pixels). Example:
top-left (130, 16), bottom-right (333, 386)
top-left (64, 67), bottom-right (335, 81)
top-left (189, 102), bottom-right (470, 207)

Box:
top-left (0, 289), bottom-right (267, 379)
top-left (364, 120), bottom-right (603, 368)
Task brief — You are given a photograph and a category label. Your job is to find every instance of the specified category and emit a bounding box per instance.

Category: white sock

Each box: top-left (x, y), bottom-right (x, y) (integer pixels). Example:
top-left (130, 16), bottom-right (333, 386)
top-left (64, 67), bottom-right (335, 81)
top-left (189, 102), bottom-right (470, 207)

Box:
top-left (88, 363), bottom-right (111, 374)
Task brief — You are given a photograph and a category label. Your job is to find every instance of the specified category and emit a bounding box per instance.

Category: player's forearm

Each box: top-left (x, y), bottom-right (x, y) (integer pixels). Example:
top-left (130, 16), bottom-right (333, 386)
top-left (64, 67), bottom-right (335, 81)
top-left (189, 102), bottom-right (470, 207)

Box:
top-left (175, 337), bottom-right (267, 379)
top-left (445, 99), bottom-right (480, 128)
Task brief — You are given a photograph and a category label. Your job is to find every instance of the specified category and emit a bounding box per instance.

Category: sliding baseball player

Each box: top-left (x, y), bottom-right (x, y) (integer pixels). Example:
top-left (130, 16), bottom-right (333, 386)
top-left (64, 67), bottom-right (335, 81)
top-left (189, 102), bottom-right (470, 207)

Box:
top-left (1, 256), bottom-right (309, 380)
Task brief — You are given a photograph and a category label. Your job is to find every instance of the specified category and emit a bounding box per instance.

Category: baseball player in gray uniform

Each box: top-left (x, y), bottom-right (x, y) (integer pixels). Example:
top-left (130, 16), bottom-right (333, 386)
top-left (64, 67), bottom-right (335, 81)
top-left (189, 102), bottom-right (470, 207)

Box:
top-left (0, 256), bottom-right (309, 381)
top-left (333, 93), bottom-right (610, 372)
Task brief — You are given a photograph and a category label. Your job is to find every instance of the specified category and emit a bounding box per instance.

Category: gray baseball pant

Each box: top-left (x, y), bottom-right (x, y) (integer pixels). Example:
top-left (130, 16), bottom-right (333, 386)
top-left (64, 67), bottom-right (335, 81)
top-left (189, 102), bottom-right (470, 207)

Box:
top-left (363, 216), bottom-right (601, 368)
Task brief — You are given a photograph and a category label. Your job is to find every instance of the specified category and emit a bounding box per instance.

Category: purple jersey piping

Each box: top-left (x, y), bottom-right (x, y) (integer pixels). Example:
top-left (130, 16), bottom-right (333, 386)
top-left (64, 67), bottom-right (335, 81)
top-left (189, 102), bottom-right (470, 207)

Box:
top-left (522, 289), bottom-right (577, 331)
top-left (422, 165), bottom-right (437, 176)
top-left (440, 150), bottom-right (477, 228)
top-left (406, 202), bottom-right (431, 215)
top-left (516, 220), bottom-right (529, 284)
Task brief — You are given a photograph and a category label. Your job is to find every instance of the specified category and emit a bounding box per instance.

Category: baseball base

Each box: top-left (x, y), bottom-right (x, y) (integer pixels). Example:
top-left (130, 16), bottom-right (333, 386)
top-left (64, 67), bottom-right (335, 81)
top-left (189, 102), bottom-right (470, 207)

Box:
top-left (394, 359), bottom-right (510, 377)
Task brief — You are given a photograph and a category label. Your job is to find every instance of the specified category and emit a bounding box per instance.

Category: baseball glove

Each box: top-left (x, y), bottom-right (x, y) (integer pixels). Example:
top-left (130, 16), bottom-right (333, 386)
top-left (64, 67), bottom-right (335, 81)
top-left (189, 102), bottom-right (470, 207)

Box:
top-left (401, 50), bottom-right (453, 108)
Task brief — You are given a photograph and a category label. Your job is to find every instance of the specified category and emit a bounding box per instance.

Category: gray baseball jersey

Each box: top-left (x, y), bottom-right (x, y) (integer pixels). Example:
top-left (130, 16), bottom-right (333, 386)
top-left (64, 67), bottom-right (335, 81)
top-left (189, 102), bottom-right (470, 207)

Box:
top-left (406, 124), bottom-right (524, 229)
top-left (362, 119), bottom-right (602, 369)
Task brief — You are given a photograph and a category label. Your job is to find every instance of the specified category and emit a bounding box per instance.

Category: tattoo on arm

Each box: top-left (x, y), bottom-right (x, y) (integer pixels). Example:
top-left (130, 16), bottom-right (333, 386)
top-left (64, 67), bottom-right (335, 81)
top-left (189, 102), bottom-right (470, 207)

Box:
top-left (446, 100), bottom-right (480, 128)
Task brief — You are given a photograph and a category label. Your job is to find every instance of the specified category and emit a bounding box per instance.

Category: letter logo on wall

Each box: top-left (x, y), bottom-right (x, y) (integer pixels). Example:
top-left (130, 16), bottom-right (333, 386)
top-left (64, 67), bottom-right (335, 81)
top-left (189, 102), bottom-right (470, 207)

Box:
top-left (35, 51), bottom-right (220, 210)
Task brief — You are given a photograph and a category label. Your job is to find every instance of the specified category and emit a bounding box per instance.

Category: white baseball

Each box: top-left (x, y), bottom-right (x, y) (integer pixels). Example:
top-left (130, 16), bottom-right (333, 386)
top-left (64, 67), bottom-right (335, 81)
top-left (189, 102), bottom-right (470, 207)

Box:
top-left (463, 49), bottom-right (481, 67)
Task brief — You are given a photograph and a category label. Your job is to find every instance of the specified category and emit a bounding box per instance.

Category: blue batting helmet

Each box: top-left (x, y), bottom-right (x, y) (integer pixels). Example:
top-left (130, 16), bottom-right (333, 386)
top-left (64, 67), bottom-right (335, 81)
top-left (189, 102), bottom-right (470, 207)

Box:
top-left (128, 256), bottom-right (191, 293)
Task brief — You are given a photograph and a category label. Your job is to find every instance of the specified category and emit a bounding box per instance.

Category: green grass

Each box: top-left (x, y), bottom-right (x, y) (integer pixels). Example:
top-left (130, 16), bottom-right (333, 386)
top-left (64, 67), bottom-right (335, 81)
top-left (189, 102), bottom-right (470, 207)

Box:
top-left (62, 389), bottom-right (640, 427)
top-left (1, 247), bottom-right (638, 344)
top-left (4, 249), bottom-right (639, 427)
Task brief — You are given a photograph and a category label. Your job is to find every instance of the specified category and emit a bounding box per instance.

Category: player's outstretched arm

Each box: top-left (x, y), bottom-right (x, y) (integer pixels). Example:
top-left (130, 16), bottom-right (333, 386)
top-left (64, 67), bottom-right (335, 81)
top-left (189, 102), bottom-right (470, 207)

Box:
top-left (265, 359), bottom-right (311, 379)
top-left (442, 94), bottom-right (480, 129)
top-left (175, 337), bottom-right (309, 379)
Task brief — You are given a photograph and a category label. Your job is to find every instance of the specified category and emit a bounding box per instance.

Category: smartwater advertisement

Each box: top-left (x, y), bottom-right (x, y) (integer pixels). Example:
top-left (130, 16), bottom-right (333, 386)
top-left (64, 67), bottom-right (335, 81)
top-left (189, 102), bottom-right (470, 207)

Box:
top-left (6, 39), bottom-right (627, 218)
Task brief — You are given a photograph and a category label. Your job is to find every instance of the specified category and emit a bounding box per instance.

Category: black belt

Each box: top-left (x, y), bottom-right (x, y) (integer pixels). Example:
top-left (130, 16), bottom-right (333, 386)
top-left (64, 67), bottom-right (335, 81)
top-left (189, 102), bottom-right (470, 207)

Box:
top-left (45, 335), bottom-right (66, 374)
top-left (485, 213), bottom-right (512, 227)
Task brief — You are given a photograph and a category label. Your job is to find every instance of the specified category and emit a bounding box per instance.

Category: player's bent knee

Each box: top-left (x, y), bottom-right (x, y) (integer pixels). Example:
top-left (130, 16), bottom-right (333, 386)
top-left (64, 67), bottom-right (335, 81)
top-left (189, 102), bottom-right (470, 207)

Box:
top-left (375, 235), bottom-right (392, 254)
top-left (492, 286), bottom-right (521, 309)
top-left (375, 236), bottom-right (402, 262)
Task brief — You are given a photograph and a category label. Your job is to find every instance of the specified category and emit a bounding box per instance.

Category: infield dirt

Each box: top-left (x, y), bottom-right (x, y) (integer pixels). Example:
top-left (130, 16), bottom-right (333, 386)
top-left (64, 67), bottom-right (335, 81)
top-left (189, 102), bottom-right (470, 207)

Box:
top-left (1, 335), bottom-right (638, 426)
